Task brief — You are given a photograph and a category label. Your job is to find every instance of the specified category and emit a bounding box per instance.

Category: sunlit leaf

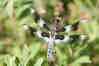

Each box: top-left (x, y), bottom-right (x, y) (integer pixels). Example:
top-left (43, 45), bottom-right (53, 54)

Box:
top-left (34, 58), bottom-right (43, 66)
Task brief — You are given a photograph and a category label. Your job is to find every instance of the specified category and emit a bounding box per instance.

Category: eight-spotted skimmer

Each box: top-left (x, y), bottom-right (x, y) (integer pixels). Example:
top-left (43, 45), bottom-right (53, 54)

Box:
top-left (22, 8), bottom-right (88, 63)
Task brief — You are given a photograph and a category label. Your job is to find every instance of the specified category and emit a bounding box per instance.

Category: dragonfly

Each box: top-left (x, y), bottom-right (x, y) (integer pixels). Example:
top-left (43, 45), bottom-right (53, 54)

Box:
top-left (22, 8), bottom-right (88, 63)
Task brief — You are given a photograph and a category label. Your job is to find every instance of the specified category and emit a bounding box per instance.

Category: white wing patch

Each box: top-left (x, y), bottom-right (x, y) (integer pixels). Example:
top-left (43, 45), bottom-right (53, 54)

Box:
top-left (30, 8), bottom-right (35, 14)
top-left (81, 19), bottom-right (88, 24)
top-left (62, 35), bottom-right (70, 42)
top-left (37, 30), bottom-right (43, 38)
top-left (55, 39), bottom-right (61, 44)
top-left (23, 24), bottom-right (29, 31)
top-left (80, 35), bottom-right (87, 40)
top-left (40, 18), bottom-right (45, 27)
top-left (64, 25), bottom-right (72, 32)
top-left (43, 37), bottom-right (50, 43)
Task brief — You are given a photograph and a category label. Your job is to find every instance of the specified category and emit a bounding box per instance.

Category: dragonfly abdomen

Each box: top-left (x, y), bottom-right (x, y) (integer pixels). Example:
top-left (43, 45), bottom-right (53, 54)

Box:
top-left (47, 38), bottom-right (55, 63)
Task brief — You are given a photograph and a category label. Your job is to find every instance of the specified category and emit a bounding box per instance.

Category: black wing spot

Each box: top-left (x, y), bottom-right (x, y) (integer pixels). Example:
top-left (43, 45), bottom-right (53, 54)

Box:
top-left (29, 27), bottom-right (37, 37)
top-left (70, 35), bottom-right (80, 43)
top-left (72, 21), bottom-right (79, 31)
top-left (43, 24), bottom-right (50, 30)
top-left (55, 35), bottom-right (64, 40)
top-left (41, 32), bottom-right (49, 38)
top-left (34, 12), bottom-right (40, 23)
top-left (29, 27), bottom-right (37, 32)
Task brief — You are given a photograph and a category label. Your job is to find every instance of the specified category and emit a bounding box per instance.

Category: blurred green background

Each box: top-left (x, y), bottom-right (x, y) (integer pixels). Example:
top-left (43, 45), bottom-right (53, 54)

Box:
top-left (0, 0), bottom-right (99, 66)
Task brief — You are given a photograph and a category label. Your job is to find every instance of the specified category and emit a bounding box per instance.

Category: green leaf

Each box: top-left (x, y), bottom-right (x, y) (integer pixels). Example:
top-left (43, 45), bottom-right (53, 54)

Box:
top-left (16, 5), bottom-right (30, 19)
top-left (56, 47), bottom-right (68, 66)
top-left (21, 43), bottom-right (41, 66)
top-left (6, 0), bottom-right (14, 18)
top-left (34, 58), bottom-right (43, 66)
top-left (71, 63), bottom-right (81, 66)
top-left (4, 55), bottom-right (17, 66)
top-left (72, 56), bottom-right (91, 64)
top-left (74, 44), bottom-right (88, 58)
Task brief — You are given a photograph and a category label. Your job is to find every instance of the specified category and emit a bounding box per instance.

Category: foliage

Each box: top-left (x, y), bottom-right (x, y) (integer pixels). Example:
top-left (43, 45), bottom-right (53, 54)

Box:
top-left (0, 0), bottom-right (99, 66)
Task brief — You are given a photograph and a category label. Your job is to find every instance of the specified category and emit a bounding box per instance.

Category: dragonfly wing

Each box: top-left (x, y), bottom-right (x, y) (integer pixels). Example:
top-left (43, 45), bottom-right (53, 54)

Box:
top-left (43, 37), bottom-right (50, 43)
top-left (40, 18), bottom-right (49, 30)
top-left (72, 21), bottom-right (79, 31)
top-left (55, 39), bottom-right (61, 44)
top-left (64, 25), bottom-right (72, 32)
top-left (80, 34), bottom-right (88, 40)
top-left (55, 35), bottom-right (70, 44)
top-left (22, 24), bottom-right (29, 31)
top-left (37, 30), bottom-right (50, 42)
top-left (30, 8), bottom-right (35, 14)
top-left (61, 35), bottom-right (70, 42)
top-left (37, 30), bottom-right (43, 38)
